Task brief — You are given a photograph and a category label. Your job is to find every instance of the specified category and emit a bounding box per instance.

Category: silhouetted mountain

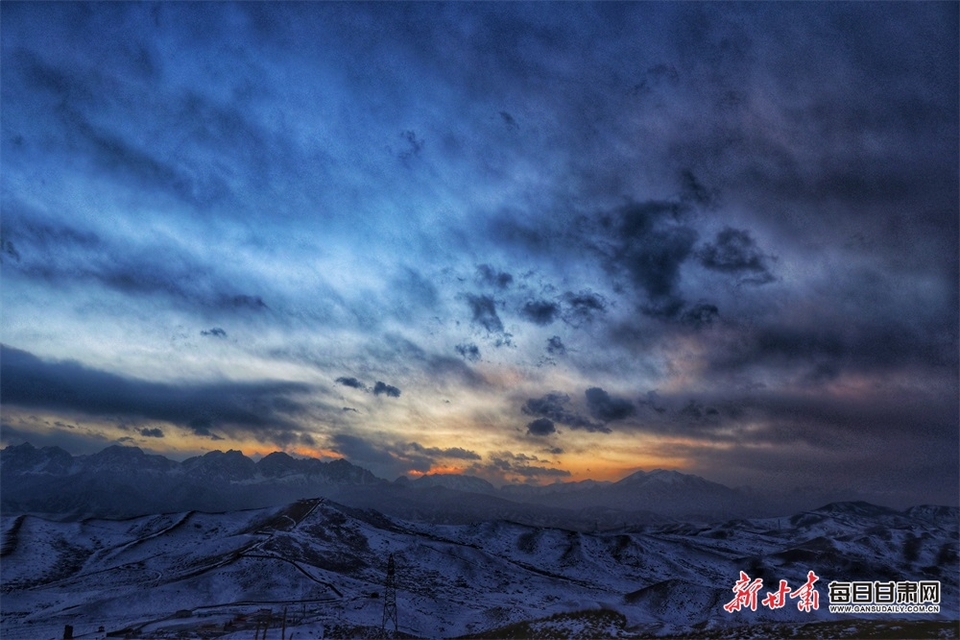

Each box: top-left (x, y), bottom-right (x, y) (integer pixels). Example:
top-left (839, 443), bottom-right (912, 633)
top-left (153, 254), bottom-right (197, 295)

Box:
top-left (498, 478), bottom-right (612, 500)
top-left (0, 443), bottom-right (384, 519)
top-left (411, 473), bottom-right (497, 494)
top-left (0, 444), bottom-right (936, 525)
top-left (182, 449), bottom-right (256, 481)
top-left (490, 467), bottom-right (756, 520)
top-left (400, 468), bottom-right (761, 519)
top-left (85, 445), bottom-right (178, 474)
top-left (0, 443), bottom-right (74, 476)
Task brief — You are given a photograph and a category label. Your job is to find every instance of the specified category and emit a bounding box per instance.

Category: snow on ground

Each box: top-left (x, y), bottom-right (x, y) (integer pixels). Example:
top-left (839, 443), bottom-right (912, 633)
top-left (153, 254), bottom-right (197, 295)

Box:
top-left (1, 500), bottom-right (957, 638)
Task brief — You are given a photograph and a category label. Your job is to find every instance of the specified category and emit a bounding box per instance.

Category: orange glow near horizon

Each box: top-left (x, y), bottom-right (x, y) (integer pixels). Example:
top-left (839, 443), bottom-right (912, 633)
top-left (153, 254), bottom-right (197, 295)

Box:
top-left (238, 444), bottom-right (343, 461)
top-left (407, 465), bottom-right (468, 477)
top-left (552, 441), bottom-right (692, 484)
top-left (1, 408), bottom-right (707, 485)
top-left (139, 434), bottom-right (347, 462)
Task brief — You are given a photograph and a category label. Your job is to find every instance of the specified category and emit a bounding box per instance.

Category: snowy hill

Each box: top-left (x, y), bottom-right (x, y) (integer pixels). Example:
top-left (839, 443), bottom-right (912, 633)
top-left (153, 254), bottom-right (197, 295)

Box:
top-left (0, 498), bottom-right (956, 639)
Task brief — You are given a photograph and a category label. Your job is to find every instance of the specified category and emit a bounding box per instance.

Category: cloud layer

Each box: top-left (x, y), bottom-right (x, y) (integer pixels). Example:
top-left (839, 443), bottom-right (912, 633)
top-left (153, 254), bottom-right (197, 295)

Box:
top-left (1, 3), bottom-right (956, 504)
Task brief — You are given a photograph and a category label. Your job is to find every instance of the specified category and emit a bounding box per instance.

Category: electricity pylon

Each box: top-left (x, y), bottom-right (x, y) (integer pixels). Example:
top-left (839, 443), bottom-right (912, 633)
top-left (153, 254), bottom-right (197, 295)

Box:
top-left (381, 553), bottom-right (398, 637)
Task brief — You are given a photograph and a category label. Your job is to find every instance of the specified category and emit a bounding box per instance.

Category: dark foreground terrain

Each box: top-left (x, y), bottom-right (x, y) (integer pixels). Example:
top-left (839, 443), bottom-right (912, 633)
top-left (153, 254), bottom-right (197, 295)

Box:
top-left (1, 498), bottom-right (957, 639)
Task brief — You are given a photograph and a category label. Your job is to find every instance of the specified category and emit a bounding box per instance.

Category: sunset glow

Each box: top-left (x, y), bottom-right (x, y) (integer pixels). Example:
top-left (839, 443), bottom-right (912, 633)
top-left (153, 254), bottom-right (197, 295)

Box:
top-left (1, 2), bottom-right (956, 507)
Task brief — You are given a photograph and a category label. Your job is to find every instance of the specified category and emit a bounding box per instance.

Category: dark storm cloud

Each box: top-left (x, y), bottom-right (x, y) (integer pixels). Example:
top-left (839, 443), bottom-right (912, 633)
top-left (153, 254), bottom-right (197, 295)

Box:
top-left (483, 451), bottom-right (571, 479)
top-left (475, 264), bottom-right (513, 289)
top-left (464, 294), bottom-right (504, 334)
top-left (678, 400), bottom-right (720, 423)
top-left (335, 377), bottom-right (368, 391)
top-left (520, 299), bottom-right (560, 326)
top-left (493, 334), bottom-right (514, 348)
top-left (709, 320), bottom-right (958, 379)
top-left (330, 433), bottom-right (397, 469)
top-left (522, 392), bottom-right (610, 433)
top-left (638, 391), bottom-right (667, 415)
top-left (561, 291), bottom-right (607, 327)
top-left (331, 376), bottom-right (401, 399)
top-left (678, 169), bottom-right (717, 208)
top-left (625, 383), bottom-right (957, 463)
top-left (610, 200), bottom-right (699, 316)
top-left (139, 427), bottom-right (164, 438)
top-left (697, 227), bottom-right (775, 284)
top-left (680, 302), bottom-right (719, 329)
top-left (0, 344), bottom-right (311, 437)
top-left (403, 442), bottom-right (481, 461)
top-left (1, 206), bottom-right (269, 315)
top-left (499, 111), bottom-right (519, 130)
top-left (398, 129), bottom-right (424, 162)
top-left (330, 433), bottom-right (481, 478)
top-left (186, 416), bottom-right (223, 439)
top-left (584, 387), bottom-right (636, 422)
top-left (663, 4), bottom-right (958, 260)
top-left (745, 391), bottom-right (958, 446)
top-left (526, 418), bottom-right (556, 437)
top-left (1, 238), bottom-right (21, 262)
top-left (455, 342), bottom-right (481, 362)
top-left (545, 336), bottom-right (566, 356)
top-left (373, 381), bottom-right (401, 398)
top-left (523, 393), bottom-right (575, 423)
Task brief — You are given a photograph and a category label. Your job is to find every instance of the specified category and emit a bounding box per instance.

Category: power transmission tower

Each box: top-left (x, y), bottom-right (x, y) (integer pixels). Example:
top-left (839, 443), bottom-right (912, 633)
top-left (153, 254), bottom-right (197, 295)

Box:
top-left (381, 553), bottom-right (398, 637)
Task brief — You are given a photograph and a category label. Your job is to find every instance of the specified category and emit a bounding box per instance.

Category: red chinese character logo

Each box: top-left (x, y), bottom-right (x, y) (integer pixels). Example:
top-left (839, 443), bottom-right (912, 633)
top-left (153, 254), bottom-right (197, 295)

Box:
top-left (789, 570), bottom-right (820, 612)
top-left (724, 571), bottom-right (764, 612)
top-left (762, 579), bottom-right (791, 610)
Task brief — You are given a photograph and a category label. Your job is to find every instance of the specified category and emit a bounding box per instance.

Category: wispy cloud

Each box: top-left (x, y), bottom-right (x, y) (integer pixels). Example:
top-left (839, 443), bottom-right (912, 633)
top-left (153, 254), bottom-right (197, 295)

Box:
top-left (1, 1), bottom-right (955, 504)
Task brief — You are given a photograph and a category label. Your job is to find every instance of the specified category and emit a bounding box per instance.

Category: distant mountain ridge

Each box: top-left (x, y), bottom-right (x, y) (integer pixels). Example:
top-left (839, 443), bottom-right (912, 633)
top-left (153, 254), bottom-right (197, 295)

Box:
top-left (1, 442), bottom-right (382, 519)
top-left (0, 443), bottom-right (935, 524)
top-left (407, 468), bottom-right (748, 518)
top-left (410, 472), bottom-right (498, 494)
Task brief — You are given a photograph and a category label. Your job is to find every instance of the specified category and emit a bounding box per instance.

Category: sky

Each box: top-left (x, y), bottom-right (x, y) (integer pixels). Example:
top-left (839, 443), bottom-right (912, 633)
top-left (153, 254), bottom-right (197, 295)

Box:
top-left (1, 2), bottom-right (957, 506)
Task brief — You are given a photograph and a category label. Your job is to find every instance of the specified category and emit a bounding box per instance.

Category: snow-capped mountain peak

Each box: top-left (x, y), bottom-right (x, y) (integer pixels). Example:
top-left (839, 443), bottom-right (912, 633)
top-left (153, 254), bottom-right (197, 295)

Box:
top-left (410, 473), bottom-right (497, 494)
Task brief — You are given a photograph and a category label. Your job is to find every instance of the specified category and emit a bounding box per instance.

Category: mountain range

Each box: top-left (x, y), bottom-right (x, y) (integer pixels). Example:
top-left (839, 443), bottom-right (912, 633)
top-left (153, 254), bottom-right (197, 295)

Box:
top-left (2, 443), bottom-right (958, 638)
top-left (0, 443), bottom-right (936, 527)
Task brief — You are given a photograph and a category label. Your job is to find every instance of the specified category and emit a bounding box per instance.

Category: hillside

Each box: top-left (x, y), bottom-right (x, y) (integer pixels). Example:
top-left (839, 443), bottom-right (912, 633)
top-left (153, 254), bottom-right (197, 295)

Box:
top-left (1, 498), bottom-right (956, 638)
